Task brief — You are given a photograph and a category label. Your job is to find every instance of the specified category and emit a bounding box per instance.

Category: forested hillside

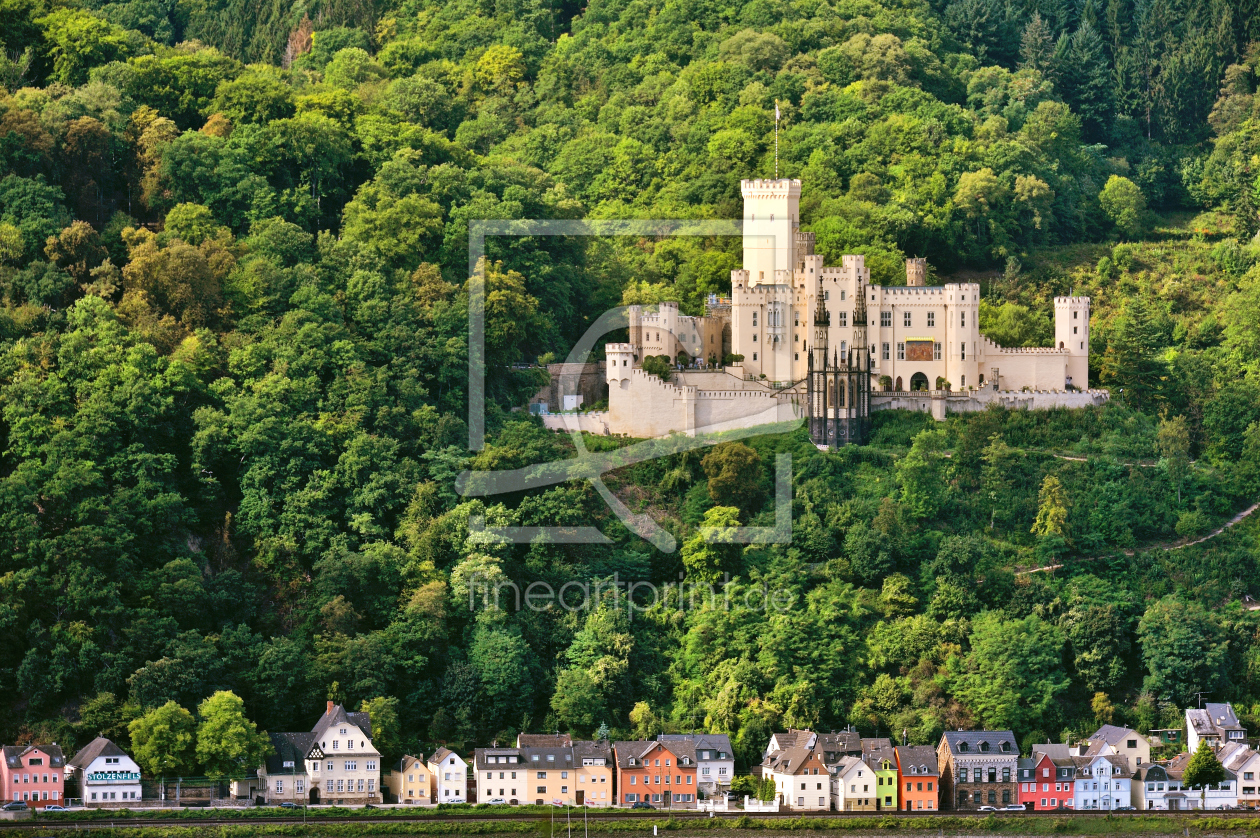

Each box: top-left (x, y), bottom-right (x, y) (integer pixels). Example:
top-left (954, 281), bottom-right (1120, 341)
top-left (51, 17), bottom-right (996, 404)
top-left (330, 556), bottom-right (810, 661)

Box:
top-left (2, 0), bottom-right (1260, 773)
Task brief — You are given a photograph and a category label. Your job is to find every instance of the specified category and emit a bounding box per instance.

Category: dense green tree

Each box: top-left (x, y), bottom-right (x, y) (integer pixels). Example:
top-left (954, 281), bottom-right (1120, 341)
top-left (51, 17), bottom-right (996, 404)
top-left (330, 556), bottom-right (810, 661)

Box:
top-left (1137, 596), bottom-right (1228, 705)
top-left (129, 702), bottom-right (197, 777)
top-left (947, 612), bottom-right (1070, 731)
top-left (195, 690), bottom-right (270, 778)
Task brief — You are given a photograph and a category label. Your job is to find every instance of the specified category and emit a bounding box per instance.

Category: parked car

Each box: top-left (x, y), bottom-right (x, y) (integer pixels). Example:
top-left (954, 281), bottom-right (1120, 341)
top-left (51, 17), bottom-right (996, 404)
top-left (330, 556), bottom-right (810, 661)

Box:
top-left (977, 805), bottom-right (997, 812)
top-left (278, 802), bottom-right (300, 809)
top-left (725, 792), bottom-right (738, 800)
top-left (485, 798), bottom-right (507, 805)
top-left (42, 805), bottom-right (67, 811)
top-left (1115, 806), bottom-right (1137, 812)
top-left (631, 801), bottom-right (655, 809)
top-left (1001, 804), bottom-right (1026, 811)
top-left (2, 802), bottom-right (28, 811)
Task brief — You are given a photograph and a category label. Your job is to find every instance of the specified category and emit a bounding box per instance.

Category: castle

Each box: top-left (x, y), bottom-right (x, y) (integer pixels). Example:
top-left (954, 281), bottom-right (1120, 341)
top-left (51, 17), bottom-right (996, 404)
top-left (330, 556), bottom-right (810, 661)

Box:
top-left (553, 178), bottom-right (1106, 444)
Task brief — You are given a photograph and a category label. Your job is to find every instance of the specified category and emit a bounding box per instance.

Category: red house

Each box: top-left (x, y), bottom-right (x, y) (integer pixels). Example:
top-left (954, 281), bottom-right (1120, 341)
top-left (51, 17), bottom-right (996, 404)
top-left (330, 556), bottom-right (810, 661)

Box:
top-left (1018, 751), bottom-right (1074, 810)
top-left (612, 740), bottom-right (698, 809)
top-left (1, 745), bottom-right (66, 808)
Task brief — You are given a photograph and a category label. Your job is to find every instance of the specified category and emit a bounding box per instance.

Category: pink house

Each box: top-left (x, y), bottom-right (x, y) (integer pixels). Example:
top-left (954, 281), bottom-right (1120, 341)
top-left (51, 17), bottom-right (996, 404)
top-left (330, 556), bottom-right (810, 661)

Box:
top-left (2, 745), bottom-right (66, 808)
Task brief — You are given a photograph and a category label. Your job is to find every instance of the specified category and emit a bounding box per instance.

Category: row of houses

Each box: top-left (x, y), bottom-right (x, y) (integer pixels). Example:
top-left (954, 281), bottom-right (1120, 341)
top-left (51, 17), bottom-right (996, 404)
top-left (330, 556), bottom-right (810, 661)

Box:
top-left (5, 700), bottom-right (1257, 811)
top-left (1, 739), bottom-right (141, 807)
top-left (471, 732), bottom-right (734, 808)
top-left (760, 704), bottom-right (1260, 813)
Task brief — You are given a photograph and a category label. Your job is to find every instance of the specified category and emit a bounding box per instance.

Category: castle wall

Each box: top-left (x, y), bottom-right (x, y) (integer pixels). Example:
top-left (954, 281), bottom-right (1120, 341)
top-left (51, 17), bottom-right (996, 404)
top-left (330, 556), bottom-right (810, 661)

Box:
top-left (870, 388), bottom-right (1110, 416)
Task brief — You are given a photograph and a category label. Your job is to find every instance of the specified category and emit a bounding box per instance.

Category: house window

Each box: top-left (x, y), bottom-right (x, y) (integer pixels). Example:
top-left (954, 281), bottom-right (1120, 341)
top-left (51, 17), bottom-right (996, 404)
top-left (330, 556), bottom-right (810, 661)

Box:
top-left (276, 780), bottom-right (284, 793)
top-left (326, 781), bottom-right (333, 792)
top-left (296, 780), bottom-right (305, 793)
top-left (333, 741), bottom-right (339, 750)
top-left (337, 780), bottom-right (344, 792)
top-left (366, 761), bottom-right (376, 771)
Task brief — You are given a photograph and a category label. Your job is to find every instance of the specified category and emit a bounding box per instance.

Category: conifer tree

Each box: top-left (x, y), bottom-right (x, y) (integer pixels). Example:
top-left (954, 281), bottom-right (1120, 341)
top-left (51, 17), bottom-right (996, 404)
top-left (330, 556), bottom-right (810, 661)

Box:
top-left (1019, 13), bottom-right (1058, 80)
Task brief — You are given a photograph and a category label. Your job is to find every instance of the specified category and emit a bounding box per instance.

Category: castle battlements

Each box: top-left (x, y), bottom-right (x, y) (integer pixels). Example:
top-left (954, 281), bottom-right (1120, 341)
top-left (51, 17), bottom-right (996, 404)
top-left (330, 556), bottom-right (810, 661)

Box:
top-left (600, 177), bottom-right (1097, 442)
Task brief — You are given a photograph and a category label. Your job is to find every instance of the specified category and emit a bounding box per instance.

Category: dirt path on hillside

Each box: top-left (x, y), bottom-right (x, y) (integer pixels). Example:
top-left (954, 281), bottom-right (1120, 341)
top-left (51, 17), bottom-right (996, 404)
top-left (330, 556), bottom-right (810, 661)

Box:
top-left (1016, 500), bottom-right (1260, 575)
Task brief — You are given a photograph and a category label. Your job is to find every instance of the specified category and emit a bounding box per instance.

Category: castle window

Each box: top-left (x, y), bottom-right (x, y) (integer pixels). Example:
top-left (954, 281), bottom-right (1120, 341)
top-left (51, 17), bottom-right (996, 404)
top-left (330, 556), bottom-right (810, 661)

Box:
top-left (880, 312), bottom-right (891, 327)
top-left (882, 343), bottom-right (889, 360)
top-left (752, 313), bottom-right (758, 327)
top-left (903, 312), bottom-right (911, 327)
top-left (1074, 311), bottom-right (1078, 319)
top-left (927, 312), bottom-right (935, 327)
top-left (753, 334), bottom-right (757, 342)
top-left (961, 311), bottom-right (966, 328)
top-left (824, 291), bottom-right (829, 301)
top-left (841, 290), bottom-right (846, 300)
top-left (934, 342), bottom-right (941, 360)
top-left (840, 341), bottom-right (847, 355)
top-left (1073, 326), bottom-right (1078, 334)
top-left (961, 343), bottom-right (966, 360)
top-left (961, 375), bottom-right (966, 387)
top-left (752, 353), bottom-right (757, 361)
top-left (897, 343), bottom-right (904, 360)
top-left (794, 353), bottom-right (799, 360)
top-left (838, 312), bottom-right (848, 327)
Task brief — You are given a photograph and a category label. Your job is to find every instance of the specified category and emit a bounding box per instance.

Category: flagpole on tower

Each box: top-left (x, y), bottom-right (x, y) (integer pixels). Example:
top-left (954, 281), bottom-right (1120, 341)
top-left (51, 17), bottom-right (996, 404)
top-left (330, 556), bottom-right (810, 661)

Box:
top-left (774, 99), bottom-right (780, 178)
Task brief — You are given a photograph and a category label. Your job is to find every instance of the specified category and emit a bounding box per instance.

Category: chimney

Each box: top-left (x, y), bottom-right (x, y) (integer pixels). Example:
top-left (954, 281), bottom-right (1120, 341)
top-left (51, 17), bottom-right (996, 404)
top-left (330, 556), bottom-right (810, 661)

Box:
top-left (327, 700), bottom-right (334, 714)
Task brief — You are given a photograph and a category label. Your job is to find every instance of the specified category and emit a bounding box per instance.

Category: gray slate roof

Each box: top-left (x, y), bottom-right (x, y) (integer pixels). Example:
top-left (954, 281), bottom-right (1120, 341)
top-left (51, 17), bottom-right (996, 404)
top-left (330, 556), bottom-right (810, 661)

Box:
top-left (895, 746), bottom-right (938, 776)
top-left (940, 730), bottom-right (1018, 757)
top-left (2, 744), bottom-right (65, 769)
top-left (264, 732), bottom-right (316, 775)
top-left (312, 703), bottom-right (372, 742)
top-left (68, 738), bottom-right (128, 771)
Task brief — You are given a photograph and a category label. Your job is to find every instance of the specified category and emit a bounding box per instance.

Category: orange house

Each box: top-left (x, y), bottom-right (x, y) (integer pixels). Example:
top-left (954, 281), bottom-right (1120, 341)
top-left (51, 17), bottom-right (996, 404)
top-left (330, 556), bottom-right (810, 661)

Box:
top-left (895, 745), bottom-right (939, 812)
top-left (613, 740), bottom-right (698, 809)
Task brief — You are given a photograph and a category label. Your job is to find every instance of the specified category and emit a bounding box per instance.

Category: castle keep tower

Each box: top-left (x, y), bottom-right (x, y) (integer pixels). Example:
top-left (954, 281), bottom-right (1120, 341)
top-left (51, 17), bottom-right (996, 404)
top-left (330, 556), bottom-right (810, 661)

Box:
top-left (1054, 296), bottom-right (1090, 388)
top-left (906, 258), bottom-right (926, 287)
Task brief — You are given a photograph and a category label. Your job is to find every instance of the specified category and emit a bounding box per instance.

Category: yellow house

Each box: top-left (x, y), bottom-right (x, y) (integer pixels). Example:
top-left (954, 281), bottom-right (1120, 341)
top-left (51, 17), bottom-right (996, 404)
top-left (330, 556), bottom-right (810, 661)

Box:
top-left (385, 755), bottom-right (432, 805)
top-left (573, 740), bottom-right (614, 806)
top-left (475, 735), bottom-right (614, 806)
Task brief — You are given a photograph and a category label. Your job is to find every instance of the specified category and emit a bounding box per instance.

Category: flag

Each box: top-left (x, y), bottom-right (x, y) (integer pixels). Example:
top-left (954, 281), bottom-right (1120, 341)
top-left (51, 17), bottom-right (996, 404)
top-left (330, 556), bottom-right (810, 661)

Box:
top-left (775, 101), bottom-right (780, 121)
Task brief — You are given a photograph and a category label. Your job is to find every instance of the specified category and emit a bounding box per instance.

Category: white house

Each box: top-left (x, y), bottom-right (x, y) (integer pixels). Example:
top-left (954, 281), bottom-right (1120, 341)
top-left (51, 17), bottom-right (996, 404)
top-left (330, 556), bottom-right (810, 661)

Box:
top-left (67, 738), bottom-right (141, 806)
top-left (1187, 703), bottom-right (1247, 753)
top-left (1167, 749), bottom-right (1238, 810)
top-left (429, 747), bottom-right (467, 802)
top-left (1072, 754), bottom-right (1130, 811)
top-left (1133, 764), bottom-right (1188, 810)
top-left (1223, 744), bottom-right (1260, 809)
top-left (831, 755), bottom-right (876, 811)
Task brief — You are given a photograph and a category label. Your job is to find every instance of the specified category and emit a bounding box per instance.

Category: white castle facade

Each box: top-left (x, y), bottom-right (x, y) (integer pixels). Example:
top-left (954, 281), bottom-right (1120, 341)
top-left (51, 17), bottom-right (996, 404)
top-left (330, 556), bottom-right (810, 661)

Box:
top-left (551, 178), bottom-right (1107, 442)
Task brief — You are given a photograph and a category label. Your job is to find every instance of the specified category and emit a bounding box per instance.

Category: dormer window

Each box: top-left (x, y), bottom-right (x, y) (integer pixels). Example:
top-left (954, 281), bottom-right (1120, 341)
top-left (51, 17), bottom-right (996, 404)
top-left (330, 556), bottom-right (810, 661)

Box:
top-left (920, 765), bottom-right (928, 774)
top-left (999, 742), bottom-right (1011, 753)
top-left (958, 743), bottom-right (969, 753)
top-left (547, 755), bottom-right (555, 763)
top-left (340, 728), bottom-right (347, 736)
top-left (628, 758), bottom-right (636, 766)
top-left (283, 761), bottom-right (295, 769)
top-left (979, 742), bottom-right (989, 753)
